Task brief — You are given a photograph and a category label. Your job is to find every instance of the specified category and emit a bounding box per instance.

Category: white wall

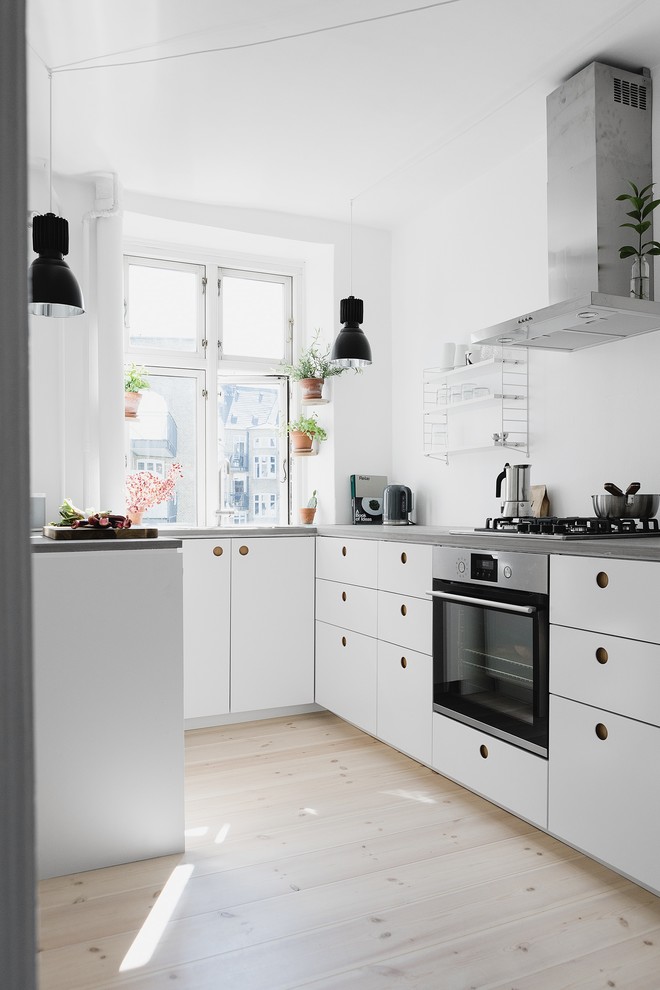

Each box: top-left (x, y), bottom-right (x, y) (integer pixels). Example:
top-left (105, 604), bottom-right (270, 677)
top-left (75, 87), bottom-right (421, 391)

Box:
top-left (391, 72), bottom-right (660, 526)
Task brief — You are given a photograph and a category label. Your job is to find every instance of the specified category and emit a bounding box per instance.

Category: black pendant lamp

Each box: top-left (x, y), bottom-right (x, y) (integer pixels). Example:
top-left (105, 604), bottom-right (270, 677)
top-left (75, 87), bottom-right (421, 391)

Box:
top-left (28, 71), bottom-right (84, 318)
top-left (330, 200), bottom-right (371, 368)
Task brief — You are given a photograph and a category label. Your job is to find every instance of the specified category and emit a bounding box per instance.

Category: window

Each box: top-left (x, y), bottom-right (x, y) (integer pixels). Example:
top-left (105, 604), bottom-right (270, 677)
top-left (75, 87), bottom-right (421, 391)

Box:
top-left (125, 252), bottom-right (295, 526)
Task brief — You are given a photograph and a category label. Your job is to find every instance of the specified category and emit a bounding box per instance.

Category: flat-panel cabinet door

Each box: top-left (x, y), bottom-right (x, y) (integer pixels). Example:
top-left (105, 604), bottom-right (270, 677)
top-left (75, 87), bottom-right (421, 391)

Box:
top-left (377, 641), bottom-right (432, 765)
top-left (377, 541), bottom-right (433, 599)
top-left (315, 578), bottom-right (378, 637)
top-left (182, 539), bottom-right (230, 719)
top-left (316, 536), bottom-right (378, 588)
top-left (315, 621), bottom-right (377, 735)
top-left (377, 590), bottom-right (432, 655)
top-left (550, 555), bottom-right (660, 643)
top-left (548, 695), bottom-right (660, 892)
top-left (231, 537), bottom-right (315, 712)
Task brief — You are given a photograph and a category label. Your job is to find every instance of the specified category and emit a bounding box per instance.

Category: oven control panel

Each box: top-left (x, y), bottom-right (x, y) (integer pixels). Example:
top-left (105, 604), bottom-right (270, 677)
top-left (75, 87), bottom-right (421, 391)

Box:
top-left (433, 546), bottom-right (548, 595)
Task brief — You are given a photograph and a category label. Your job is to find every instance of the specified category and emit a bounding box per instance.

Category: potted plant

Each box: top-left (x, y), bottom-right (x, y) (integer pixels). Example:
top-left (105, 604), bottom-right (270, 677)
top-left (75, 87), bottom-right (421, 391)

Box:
top-left (617, 180), bottom-right (660, 299)
top-left (282, 329), bottom-right (349, 400)
top-left (125, 462), bottom-right (183, 524)
top-left (299, 490), bottom-right (317, 525)
top-left (124, 363), bottom-right (150, 418)
top-left (286, 413), bottom-right (327, 452)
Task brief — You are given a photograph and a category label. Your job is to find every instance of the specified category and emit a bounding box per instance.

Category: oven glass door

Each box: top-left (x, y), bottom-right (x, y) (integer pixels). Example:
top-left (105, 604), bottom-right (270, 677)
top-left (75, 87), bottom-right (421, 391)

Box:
top-left (432, 580), bottom-right (548, 756)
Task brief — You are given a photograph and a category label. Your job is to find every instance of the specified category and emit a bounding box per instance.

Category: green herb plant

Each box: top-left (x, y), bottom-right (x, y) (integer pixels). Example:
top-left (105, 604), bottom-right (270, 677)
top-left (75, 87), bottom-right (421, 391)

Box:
top-left (617, 181), bottom-right (660, 263)
top-left (124, 363), bottom-right (151, 392)
top-left (282, 330), bottom-right (350, 381)
top-left (307, 490), bottom-right (318, 508)
top-left (286, 413), bottom-right (328, 441)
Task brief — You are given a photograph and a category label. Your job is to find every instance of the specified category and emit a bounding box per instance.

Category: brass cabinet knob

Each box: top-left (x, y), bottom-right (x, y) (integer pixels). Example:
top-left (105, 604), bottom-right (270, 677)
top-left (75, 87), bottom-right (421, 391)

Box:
top-left (401, 551), bottom-right (407, 564)
top-left (479, 744), bottom-right (489, 759)
top-left (341, 590), bottom-right (347, 602)
top-left (595, 646), bottom-right (608, 664)
top-left (341, 635), bottom-right (347, 647)
top-left (400, 656), bottom-right (407, 669)
top-left (342, 545), bottom-right (347, 557)
top-left (212, 546), bottom-right (224, 557)
top-left (596, 571), bottom-right (609, 589)
top-left (400, 603), bottom-right (408, 616)
top-left (239, 545), bottom-right (249, 556)
top-left (595, 722), bottom-right (608, 740)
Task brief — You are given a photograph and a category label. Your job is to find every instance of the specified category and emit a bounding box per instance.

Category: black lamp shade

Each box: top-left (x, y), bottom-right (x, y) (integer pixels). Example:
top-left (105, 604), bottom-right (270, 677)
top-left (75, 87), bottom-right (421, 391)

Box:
top-left (330, 295), bottom-right (372, 368)
top-left (28, 213), bottom-right (85, 317)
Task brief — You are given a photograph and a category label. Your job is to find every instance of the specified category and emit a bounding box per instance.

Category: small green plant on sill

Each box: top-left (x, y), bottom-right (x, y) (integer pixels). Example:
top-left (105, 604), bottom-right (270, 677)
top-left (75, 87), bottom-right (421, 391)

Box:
top-left (617, 181), bottom-right (660, 262)
top-left (124, 363), bottom-right (150, 392)
top-left (286, 413), bottom-right (328, 441)
top-left (281, 329), bottom-right (356, 380)
top-left (307, 490), bottom-right (318, 508)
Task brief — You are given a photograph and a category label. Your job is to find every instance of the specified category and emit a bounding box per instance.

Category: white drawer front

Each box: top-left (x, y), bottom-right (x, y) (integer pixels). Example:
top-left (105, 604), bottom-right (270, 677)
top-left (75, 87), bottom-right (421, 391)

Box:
top-left (316, 579), bottom-right (377, 637)
top-left (377, 641), bottom-right (432, 765)
top-left (377, 590), bottom-right (432, 655)
top-left (316, 537), bottom-right (378, 587)
top-left (432, 713), bottom-right (548, 828)
top-left (315, 621), bottom-right (377, 735)
top-left (550, 554), bottom-right (660, 643)
top-left (377, 541), bottom-right (433, 599)
top-left (548, 695), bottom-right (660, 893)
top-left (550, 624), bottom-right (660, 727)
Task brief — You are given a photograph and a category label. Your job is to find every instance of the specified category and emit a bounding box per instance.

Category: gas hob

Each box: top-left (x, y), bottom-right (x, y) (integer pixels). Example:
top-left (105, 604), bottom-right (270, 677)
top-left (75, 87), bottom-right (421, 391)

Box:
top-left (474, 516), bottom-right (660, 539)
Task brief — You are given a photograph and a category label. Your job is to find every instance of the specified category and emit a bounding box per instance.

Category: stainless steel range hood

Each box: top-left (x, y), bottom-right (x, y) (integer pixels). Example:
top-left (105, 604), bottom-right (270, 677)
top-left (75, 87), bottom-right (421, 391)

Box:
top-left (475, 62), bottom-right (660, 352)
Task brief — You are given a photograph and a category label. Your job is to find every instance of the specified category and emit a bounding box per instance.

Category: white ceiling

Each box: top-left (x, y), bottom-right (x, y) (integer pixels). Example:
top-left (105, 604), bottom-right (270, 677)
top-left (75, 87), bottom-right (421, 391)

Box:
top-left (26, 0), bottom-right (660, 229)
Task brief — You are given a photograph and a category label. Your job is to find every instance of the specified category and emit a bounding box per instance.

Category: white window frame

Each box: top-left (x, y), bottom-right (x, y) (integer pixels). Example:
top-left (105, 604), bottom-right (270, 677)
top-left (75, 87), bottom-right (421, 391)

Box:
top-left (124, 256), bottom-right (207, 363)
top-left (218, 267), bottom-right (293, 367)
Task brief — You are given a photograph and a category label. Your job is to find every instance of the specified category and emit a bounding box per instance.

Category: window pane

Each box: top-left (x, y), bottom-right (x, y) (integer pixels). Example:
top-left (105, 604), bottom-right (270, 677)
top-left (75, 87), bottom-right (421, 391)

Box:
top-left (218, 378), bottom-right (288, 525)
top-left (222, 275), bottom-right (286, 359)
top-left (127, 262), bottom-right (200, 352)
top-left (125, 374), bottom-right (198, 525)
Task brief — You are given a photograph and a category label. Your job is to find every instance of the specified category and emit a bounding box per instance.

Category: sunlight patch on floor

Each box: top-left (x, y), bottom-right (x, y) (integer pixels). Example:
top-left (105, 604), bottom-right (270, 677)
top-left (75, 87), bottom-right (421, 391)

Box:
top-left (119, 864), bottom-right (194, 972)
top-left (214, 823), bottom-right (231, 843)
top-left (382, 788), bottom-right (437, 804)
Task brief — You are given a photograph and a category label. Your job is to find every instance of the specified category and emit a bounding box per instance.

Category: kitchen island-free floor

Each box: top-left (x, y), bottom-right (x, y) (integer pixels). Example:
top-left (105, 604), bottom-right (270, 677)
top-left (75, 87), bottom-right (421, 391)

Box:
top-left (37, 711), bottom-right (660, 989)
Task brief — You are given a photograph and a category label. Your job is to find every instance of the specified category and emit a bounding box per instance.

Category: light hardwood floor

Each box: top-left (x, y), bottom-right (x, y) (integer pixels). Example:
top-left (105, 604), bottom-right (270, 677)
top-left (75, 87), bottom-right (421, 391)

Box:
top-left (38, 712), bottom-right (660, 989)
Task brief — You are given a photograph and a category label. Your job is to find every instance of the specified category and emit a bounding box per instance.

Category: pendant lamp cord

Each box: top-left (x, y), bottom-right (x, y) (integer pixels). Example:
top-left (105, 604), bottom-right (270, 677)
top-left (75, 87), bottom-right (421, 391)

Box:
top-left (349, 197), bottom-right (353, 295)
top-left (48, 69), bottom-right (53, 214)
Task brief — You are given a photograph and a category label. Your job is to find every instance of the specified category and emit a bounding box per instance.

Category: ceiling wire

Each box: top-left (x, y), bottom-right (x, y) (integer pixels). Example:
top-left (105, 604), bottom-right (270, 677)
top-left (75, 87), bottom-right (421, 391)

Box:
top-left (49, 0), bottom-right (462, 73)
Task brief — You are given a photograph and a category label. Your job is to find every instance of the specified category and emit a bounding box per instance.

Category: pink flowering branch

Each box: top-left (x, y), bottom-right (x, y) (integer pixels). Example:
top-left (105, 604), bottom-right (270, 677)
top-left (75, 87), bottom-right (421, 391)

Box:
top-left (126, 462), bottom-right (183, 513)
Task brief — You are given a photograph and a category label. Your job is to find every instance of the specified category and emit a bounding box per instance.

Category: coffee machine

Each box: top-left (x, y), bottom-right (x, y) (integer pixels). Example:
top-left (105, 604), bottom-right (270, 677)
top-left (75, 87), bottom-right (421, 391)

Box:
top-left (383, 485), bottom-right (413, 525)
top-left (495, 463), bottom-right (532, 517)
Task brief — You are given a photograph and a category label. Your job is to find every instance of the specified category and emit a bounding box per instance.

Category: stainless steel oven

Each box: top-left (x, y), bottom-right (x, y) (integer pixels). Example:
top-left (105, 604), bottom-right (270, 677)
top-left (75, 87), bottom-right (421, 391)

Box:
top-left (430, 546), bottom-right (549, 757)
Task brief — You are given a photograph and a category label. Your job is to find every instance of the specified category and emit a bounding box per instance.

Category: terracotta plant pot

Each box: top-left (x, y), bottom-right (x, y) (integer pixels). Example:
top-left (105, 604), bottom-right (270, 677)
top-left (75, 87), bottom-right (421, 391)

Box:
top-left (125, 391), bottom-right (142, 418)
top-left (290, 430), bottom-right (313, 452)
top-left (299, 507), bottom-right (316, 525)
top-left (300, 377), bottom-right (324, 400)
top-left (127, 508), bottom-right (144, 525)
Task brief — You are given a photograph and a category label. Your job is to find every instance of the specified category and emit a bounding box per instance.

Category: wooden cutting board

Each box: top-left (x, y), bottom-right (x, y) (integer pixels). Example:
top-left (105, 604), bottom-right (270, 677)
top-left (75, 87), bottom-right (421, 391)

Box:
top-left (43, 525), bottom-right (159, 540)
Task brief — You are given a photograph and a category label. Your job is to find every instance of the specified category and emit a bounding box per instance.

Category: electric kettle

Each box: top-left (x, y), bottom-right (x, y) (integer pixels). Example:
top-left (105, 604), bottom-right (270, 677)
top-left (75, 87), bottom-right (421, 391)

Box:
top-left (383, 485), bottom-right (413, 525)
top-left (495, 462), bottom-right (532, 517)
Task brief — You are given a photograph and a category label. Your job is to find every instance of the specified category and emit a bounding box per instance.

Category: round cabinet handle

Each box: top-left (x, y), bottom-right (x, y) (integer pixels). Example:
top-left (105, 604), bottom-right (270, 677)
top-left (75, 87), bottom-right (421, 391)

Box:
top-left (239, 545), bottom-right (249, 556)
top-left (400, 603), bottom-right (408, 616)
top-left (341, 590), bottom-right (347, 602)
top-left (595, 646), bottom-right (609, 664)
top-left (595, 722), bottom-right (609, 740)
top-left (342, 545), bottom-right (347, 557)
top-left (596, 571), bottom-right (609, 589)
top-left (212, 546), bottom-right (224, 557)
top-left (401, 551), bottom-right (407, 564)
top-left (479, 744), bottom-right (489, 759)
top-left (341, 636), bottom-right (347, 647)
top-left (400, 656), bottom-right (407, 669)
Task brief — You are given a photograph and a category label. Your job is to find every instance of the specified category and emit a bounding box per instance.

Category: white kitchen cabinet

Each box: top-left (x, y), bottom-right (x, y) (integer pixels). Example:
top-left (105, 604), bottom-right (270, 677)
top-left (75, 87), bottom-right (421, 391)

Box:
top-left (550, 624), bottom-right (660, 726)
top-left (377, 590), bottom-right (432, 656)
top-left (316, 535), bottom-right (378, 587)
top-left (315, 621), bottom-right (377, 735)
top-left (230, 536), bottom-right (315, 712)
top-left (315, 578), bottom-right (378, 637)
top-left (377, 540), bottom-right (433, 599)
top-left (433, 713), bottom-right (548, 828)
top-left (32, 547), bottom-right (184, 879)
top-left (548, 695), bottom-right (660, 893)
top-left (377, 642), bottom-right (432, 764)
top-left (182, 539), bottom-right (230, 718)
top-left (550, 554), bottom-right (660, 643)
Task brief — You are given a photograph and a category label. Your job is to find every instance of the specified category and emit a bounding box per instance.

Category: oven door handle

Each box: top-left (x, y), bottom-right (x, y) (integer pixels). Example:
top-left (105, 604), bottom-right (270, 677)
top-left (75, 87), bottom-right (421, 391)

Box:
top-left (426, 590), bottom-right (537, 615)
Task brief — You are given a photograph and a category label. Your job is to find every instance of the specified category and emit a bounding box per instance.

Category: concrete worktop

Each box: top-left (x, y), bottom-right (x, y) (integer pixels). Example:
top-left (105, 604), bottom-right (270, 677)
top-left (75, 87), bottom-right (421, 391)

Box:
top-left (315, 524), bottom-right (660, 562)
top-left (31, 535), bottom-right (183, 552)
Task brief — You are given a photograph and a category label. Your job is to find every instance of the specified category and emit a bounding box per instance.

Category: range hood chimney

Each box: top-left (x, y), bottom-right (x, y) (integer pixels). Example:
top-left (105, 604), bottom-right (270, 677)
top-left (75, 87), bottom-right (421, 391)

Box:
top-left (476, 61), bottom-right (660, 351)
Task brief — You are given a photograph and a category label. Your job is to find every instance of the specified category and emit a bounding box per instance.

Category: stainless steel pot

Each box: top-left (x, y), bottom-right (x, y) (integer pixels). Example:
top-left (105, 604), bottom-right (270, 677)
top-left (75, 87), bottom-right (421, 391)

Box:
top-left (592, 493), bottom-right (660, 519)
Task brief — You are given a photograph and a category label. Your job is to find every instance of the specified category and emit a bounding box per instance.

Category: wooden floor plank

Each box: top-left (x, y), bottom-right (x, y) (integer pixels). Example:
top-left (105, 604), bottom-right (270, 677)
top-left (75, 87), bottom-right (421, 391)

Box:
top-left (37, 711), bottom-right (660, 990)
